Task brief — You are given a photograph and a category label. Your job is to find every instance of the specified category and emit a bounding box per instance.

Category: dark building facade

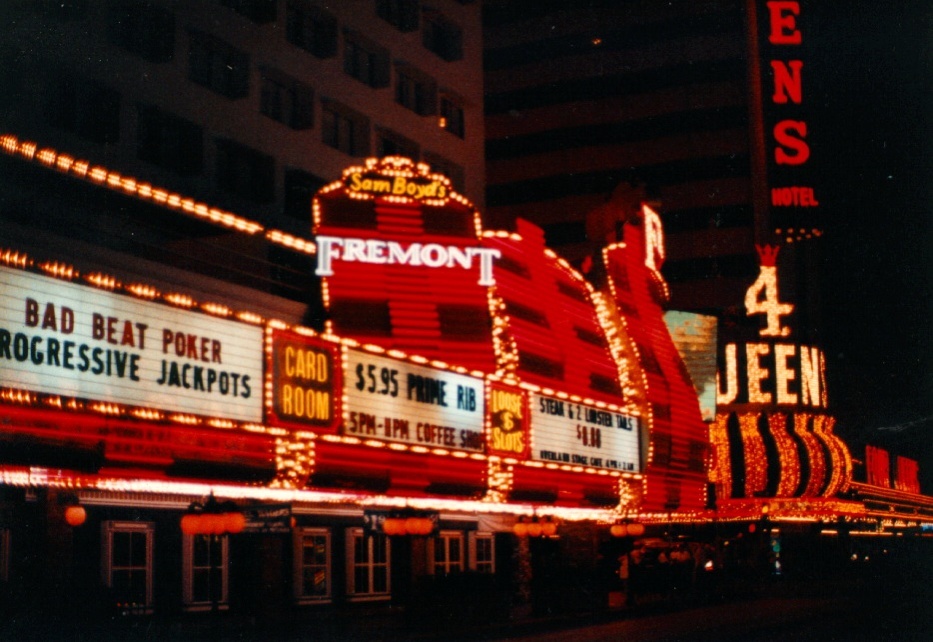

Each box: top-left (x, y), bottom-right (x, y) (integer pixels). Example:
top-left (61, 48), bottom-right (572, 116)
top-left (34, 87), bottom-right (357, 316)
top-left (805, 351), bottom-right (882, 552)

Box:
top-left (483, 0), bottom-right (818, 318)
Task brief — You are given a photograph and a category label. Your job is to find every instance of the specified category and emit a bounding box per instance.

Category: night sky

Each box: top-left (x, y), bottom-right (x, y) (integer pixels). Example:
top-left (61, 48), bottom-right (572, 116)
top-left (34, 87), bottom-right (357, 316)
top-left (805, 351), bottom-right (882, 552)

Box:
top-left (808, 2), bottom-right (931, 477)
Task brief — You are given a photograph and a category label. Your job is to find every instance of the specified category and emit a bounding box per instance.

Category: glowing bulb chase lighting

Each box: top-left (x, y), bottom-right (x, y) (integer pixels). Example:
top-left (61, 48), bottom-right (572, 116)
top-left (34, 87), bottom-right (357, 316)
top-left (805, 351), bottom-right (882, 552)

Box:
top-left (710, 245), bottom-right (853, 506)
top-left (0, 144), bottom-right (718, 522)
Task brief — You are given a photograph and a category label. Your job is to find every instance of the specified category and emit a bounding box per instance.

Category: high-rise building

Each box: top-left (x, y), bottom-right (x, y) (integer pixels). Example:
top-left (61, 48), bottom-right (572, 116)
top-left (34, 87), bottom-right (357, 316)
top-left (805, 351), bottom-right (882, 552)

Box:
top-left (484, 0), bottom-right (804, 317)
top-left (1, 0), bottom-right (484, 319)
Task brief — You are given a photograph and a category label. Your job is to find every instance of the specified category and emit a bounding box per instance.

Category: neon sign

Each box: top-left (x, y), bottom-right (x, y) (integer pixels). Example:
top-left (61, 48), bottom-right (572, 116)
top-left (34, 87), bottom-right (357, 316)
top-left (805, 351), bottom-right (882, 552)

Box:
top-left (767, 1), bottom-right (811, 169)
top-left (314, 235), bottom-right (501, 286)
top-left (0, 265), bottom-right (263, 422)
top-left (758, 0), bottom-right (821, 239)
top-left (346, 171), bottom-right (448, 201)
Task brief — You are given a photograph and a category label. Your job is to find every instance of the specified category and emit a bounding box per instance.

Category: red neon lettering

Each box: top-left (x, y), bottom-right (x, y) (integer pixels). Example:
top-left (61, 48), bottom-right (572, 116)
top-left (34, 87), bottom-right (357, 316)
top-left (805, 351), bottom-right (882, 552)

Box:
top-left (773, 120), bottom-right (810, 165)
top-left (767, 1), bottom-right (801, 45)
top-left (770, 60), bottom-right (803, 104)
top-left (770, 186), bottom-right (819, 207)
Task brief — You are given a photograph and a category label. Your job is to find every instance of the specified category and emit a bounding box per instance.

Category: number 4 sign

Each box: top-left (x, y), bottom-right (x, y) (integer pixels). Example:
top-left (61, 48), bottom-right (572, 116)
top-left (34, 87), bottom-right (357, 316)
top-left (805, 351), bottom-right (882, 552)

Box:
top-left (745, 245), bottom-right (794, 337)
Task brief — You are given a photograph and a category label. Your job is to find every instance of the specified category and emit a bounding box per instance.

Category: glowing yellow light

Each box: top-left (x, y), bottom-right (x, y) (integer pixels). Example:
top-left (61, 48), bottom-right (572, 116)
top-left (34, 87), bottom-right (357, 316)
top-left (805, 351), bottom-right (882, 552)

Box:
top-left (746, 343), bottom-right (772, 404)
top-left (745, 248), bottom-right (794, 337)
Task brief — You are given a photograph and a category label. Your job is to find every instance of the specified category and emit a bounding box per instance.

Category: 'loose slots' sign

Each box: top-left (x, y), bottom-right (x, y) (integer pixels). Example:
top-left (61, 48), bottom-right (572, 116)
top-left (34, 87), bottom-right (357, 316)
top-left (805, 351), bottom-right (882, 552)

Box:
top-left (344, 350), bottom-right (484, 452)
top-left (531, 394), bottom-right (640, 472)
top-left (0, 265), bottom-right (263, 422)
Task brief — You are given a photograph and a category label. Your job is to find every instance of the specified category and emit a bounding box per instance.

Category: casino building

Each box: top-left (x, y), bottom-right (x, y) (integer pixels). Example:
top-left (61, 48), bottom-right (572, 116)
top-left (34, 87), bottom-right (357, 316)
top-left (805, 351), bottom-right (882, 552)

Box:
top-left (0, 130), bottom-right (715, 620)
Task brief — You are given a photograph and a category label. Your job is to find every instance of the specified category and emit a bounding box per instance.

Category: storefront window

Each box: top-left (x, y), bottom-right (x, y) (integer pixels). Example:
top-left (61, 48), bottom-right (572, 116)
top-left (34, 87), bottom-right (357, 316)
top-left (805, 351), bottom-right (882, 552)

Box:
top-left (295, 528), bottom-right (331, 603)
top-left (346, 528), bottom-right (390, 600)
top-left (470, 532), bottom-right (495, 573)
top-left (183, 534), bottom-right (229, 610)
top-left (432, 531), bottom-right (464, 576)
top-left (101, 521), bottom-right (154, 614)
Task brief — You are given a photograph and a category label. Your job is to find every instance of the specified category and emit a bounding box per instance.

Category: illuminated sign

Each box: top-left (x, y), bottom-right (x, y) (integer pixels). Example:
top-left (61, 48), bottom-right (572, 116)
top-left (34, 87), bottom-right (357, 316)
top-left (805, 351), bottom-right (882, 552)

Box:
top-left (895, 456), bottom-right (920, 494)
top-left (756, 0), bottom-right (821, 235)
top-left (530, 394), bottom-right (640, 472)
top-left (268, 329), bottom-right (340, 431)
top-left (717, 342), bottom-right (826, 407)
top-left (487, 383), bottom-right (528, 458)
top-left (718, 245), bottom-right (826, 408)
top-left (315, 235), bottom-right (500, 286)
top-left (0, 265), bottom-right (263, 422)
top-left (865, 445), bottom-right (891, 488)
top-left (346, 171), bottom-right (449, 201)
top-left (344, 350), bottom-right (484, 452)
top-left (746, 245), bottom-right (794, 337)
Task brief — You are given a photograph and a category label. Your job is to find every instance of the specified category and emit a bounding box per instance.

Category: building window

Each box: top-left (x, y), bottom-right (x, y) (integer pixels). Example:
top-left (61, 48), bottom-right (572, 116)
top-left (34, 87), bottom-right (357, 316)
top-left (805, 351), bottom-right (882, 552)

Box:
top-left (431, 531), bottom-right (464, 576)
top-left (188, 30), bottom-right (250, 99)
top-left (220, 0), bottom-right (276, 23)
top-left (107, 1), bottom-right (175, 63)
top-left (321, 101), bottom-right (369, 156)
top-left (376, 0), bottom-right (419, 32)
top-left (346, 528), bottom-right (390, 600)
top-left (183, 534), bottom-right (229, 610)
top-left (286, 1), bottom-right (337, 59)
top-left (439, 94), bottom-right (464, 138)
top-left (294, 528), bottom-right (331, 603)
top-left (45, 75), bottom-right (121, 145)
top-left (260, 69), bottom-right (314, 130)
top-left (216, 139), bottom-right (275, 202)
top-left (343, 32), bottom-right (390, 89)
top-left (101, 521), bottom-right (154, 614)
top-left (422, 9), bottom-right (462, 62)
top-left (284, 168), bottom-right (326, 221)
top-left (137, 105), bottom-right (203, 176)
top-left (470, 532), bottom-right (495, 573)
top-left (422, 151), bottom-right (463, 192)
top-left (376, 127), bottom-right (419, 160)
top-left (395, 65), bottom-right (437, 116)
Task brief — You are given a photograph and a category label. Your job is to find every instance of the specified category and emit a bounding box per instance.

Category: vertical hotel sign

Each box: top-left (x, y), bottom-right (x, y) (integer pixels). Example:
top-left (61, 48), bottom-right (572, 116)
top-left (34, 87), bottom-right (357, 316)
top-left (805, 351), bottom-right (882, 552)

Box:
top-left (0, 265), bottom-right (263, 422)
top-left (754, 0), bottom-right (821, 238)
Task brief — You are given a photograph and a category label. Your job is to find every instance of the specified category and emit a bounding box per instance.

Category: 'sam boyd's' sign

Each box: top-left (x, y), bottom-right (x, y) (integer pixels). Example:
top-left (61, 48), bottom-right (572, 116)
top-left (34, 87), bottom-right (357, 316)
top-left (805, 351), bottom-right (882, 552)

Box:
top-left (0, 265), bottom-right (263, 422)
top-left (344, 349), bottom-right (484, 452)
top-left (531, 393), bottom-right (640, 472)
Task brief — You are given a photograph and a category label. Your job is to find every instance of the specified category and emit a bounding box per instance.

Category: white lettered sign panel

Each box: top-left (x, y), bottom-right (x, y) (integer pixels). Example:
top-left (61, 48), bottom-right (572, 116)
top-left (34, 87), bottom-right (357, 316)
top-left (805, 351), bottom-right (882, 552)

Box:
top-left (531, 393), bottom-right (640, 472)
top-left (345, 349), bottom-right (484, 452)
top-left (0, 266), bottom-right (263, 422)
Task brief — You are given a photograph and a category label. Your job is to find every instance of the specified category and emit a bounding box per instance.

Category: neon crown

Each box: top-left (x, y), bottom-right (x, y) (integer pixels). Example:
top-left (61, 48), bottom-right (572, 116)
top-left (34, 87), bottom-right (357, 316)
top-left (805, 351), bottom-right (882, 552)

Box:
top-left (755, 244), bottom-right (781, 267)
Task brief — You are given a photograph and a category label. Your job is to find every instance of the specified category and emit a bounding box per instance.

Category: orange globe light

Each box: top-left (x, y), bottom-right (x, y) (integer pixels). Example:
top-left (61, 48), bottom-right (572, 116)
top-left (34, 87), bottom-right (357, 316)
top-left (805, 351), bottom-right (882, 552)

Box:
top-left (418, 517), bottom-right (435, 535)
top-left (541, 520), bottom-right (558, 537)
top-left (610, 523), bottom-right (628, 538)
top-left (225, 511), bottom-right (246, 534)
top-left (405, 517), bottom-right (426, 536)
top-left (64, 505), bottom-right (86, 527)
top-left (198, 513), bottom-right (215, 535)
top-left (513, 521), bottom-right (528, 537)
top-left (211, 514), bottom-right (229, 535)
top-left (626, 522), bottom-right (645, 537)
top-left (526, 522), bottom-right (543, 538)
top-left (181, 513), bottom-right (200, 535)
top-left (382, 518), bottom-right (403, 536)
